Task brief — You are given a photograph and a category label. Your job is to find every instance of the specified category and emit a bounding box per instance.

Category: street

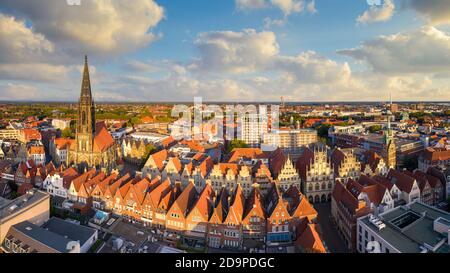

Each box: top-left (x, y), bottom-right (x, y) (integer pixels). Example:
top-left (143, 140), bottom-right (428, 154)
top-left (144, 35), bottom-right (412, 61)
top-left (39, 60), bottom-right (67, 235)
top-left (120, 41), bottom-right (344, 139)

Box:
top-left (314, 202), bottom-right (349, 253)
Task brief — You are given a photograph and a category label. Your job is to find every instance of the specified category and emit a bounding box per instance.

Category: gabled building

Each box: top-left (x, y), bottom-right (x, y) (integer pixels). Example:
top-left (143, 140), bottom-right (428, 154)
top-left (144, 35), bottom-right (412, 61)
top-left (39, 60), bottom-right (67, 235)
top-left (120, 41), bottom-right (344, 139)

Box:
top-left (418, 147), bottom-right (450, 172)
top-left (359, 150), bottom-right (388, 177)
top-left (184, 184), bottom-right (214, 246)
top-left (331, 179), bottom-right (371, 251)
top-left (207, 187), bottom-right (229, 249)
top-left (284, 186), bottom-right (318, 232)
top-left (141, 178), bottom-right (171, 228)
top-left (27, 145), bottom-right (46, 166)
top-left (294, 218), bottom-right (327, 253)
top-left (386, 169), bottom-right (421, 204)
top-left (165, 182), bottom-right (198, 233)
top-left (120, 177), bottom-right (150, 221)
top-left (90, 172), bottom-right (119, 210)
top-left (271, 153), bottom-right (301, 193)
top-left (43, 167), bottom-right (79, 199)
top-left (222, 184), bottom-right (245, 249)
top-left (242, 185), bottom-right (266, 247)
top-left (265, 183), bottom-right (292, 243)
top-left (331, 148), bottom-right (361, 185)
top-left (14, 160), bottom-right (37, 186)
top-left (252, 161), bottom-right (273, 196)
top-left (142, 149), bottom-right (168, 179)
top-left (296, 145), bottom-right (334, 203)
top-left (49, 138), bottom-right (73, 166)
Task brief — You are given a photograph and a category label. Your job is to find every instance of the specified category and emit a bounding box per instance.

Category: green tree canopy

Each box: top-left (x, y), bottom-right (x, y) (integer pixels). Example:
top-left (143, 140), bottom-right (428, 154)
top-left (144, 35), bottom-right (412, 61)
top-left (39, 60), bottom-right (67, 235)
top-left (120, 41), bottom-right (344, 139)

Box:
top-left (227, 139), bottom-right (249, 153)
top-left (61, 127), bottom-right (75, 139)
top-left (368, 125), bottom-right (382, 133)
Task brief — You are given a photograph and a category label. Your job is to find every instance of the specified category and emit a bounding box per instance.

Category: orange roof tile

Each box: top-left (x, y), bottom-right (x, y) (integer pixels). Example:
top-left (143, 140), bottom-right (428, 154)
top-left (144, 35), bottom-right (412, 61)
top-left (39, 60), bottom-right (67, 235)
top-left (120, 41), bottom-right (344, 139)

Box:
top-left (172, 182), bottom-right (198, 216)
top-left (93, 122), bottom-right (116, 152)
top-left (228, 148), bottom-right (267, 163)
top-left (54, 138), bottom-right (74, 150)
top-left (296, 223), bottom-right (327, 253)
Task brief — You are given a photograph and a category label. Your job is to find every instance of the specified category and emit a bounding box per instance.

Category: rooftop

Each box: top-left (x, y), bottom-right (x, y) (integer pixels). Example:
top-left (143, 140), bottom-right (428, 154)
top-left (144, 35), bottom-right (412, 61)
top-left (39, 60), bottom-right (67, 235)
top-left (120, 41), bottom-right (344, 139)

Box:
top-left (360, 201), bottom-right (450, 253)
top-left (9, 221), bottom-right (73, 253)
top-left (42, 217), bottom-right (97, 246)
top-left (0, 189), bottom-right (49, 221)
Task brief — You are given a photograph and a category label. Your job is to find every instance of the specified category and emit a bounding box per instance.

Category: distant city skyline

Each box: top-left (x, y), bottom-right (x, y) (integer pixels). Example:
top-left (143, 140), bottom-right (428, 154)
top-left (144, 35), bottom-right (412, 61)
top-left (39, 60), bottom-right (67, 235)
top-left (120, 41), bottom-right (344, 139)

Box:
top-left (1, 0), bottom-right (450, 102)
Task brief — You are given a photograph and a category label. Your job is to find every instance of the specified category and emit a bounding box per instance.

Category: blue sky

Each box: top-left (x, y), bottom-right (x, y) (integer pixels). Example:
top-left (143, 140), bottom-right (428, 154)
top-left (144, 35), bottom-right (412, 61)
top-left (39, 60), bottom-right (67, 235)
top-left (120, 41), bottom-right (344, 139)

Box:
top-left (0, 0), bottom-right (450, 102)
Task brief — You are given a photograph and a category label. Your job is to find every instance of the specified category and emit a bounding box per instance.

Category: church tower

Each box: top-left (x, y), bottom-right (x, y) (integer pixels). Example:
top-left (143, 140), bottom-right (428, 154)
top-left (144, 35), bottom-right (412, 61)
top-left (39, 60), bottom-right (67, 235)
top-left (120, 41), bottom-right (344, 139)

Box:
top-left (75, 55), bottom-right (96, 162)
top-left (385, 91), bottom-right (396, 169)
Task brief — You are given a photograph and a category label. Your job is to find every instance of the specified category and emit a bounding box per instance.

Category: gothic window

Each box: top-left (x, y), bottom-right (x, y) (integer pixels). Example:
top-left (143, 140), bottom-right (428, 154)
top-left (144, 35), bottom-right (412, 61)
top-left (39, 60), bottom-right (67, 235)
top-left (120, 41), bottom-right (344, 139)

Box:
top-left (82, 111), bottom-right (86, 125)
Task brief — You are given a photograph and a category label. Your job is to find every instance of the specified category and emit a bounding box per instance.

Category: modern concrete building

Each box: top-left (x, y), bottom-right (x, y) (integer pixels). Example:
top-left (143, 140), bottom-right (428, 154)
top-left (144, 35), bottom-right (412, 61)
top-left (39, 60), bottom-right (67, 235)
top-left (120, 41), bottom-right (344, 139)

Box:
top-left (357, 201), bottom-right (450, 253)
top-left (262, 129), bottom-right (317, 161)
top-left (1, 217), bottom-right (98, 253)
top-left (0, 189), bottom-right (50, 242)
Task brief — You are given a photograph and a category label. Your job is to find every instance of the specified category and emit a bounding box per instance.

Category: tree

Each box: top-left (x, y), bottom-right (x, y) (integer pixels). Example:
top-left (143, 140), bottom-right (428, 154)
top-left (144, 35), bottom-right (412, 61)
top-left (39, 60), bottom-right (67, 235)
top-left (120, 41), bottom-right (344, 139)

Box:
top-left (127, 117), bottom-right (142, 128)
top-left (316, 124), bottom-right (331, 139)
top-left (61, 127), bottom-right (75, 139)
top-left (142, 144), bottom-right (157, 165)
top-left (403, 156), bottom-right (418, 171)
top-left (368, 125), bottom-right (382, 133)
top-left (227, 139), bottom-right (249, 153)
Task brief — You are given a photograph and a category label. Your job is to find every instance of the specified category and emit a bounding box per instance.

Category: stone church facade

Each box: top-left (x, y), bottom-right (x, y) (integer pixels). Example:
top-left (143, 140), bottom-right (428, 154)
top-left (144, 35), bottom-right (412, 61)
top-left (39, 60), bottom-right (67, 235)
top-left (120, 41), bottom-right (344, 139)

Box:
top-left (68, 56), bottom-right (117, 171)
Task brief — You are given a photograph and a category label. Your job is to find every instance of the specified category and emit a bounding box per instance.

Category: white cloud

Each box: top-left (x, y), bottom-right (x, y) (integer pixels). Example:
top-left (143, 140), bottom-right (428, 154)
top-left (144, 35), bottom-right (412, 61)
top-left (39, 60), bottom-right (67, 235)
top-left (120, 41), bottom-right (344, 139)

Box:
top-left (276, 51), bottom-right (352, 84)
top-left (0, 14), bottom-right (54, 63)
top-left (191, 29), bottom-right (351, 85)
top-left (236, 0), bottom-right (316, 16)
top-left (357, 0), bottom-right (395, 24)
top-left (406, 0), bottom-right (450, 25)
top-left (1, 0), bottom-right (164, 56)
top-left (271, 0), bottom-right (304, 16)
top-left (236, 0), bottom-right (267, 10)
top-left (337, 26), bottom-right (450, 74)
top-left (0, 63), bottom-right (71, 82)
top-left (263, 17), bottom-right (287, 28)
top-left (306, 0), bottom-right (317, 14)
top-left (192, 29), bottom-right (279, 73)
top-left (0, 83), bottom-right (38, 100)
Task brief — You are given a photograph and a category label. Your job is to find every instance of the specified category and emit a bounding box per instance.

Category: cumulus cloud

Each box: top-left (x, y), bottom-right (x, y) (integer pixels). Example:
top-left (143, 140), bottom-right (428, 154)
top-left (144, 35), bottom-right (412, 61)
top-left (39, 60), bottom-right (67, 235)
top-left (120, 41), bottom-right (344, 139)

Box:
top-left (276, 52), bottom-right (352, 84)
top-left (236, 0), bottom-right (267, 10)
top-left (357, 0), bottom-right (395, 24)
top-left (192, 29), bottom-right (279, 73)
top-left (0, 14), bottom-right (54, 63)
top-left (405, 0), bottom-right (450, 25)
top-left (191, 29), bottom-right (351, 84)
top-left (0, 14), bottom-right (74, 83)
top-left (306, 0), bottom-right (317, 14)
top-left (271, 0), bottom-right (304, 16)
top-left (337, 26), bottom-right (450, 75)
top-left (236, 0), bottom-right (316, 16)
top-left (0, 63), bottom-right (72, 83)
top-left (1, 0), bottom-right (164, 56)
top-left (0, 83), bottom-right (39, 100)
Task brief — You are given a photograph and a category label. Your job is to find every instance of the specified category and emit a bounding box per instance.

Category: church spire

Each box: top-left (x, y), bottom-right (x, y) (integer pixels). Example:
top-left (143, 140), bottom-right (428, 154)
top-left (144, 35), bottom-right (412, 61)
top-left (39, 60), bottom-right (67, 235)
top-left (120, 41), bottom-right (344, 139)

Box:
top-left (76, 55), bottom-right (96, 139)
top-left (81, 55), bottom-right (92, 100)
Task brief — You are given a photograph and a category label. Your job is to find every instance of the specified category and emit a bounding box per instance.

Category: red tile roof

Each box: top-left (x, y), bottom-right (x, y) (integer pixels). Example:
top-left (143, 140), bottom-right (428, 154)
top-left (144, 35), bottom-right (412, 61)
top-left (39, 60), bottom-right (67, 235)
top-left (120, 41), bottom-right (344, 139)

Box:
top-left (296, 222), bottom-right (327, 253)
top-left (93, 122), bottom-right (116, 152)
top-left (387, 169), bottom-right (416, 193)
top-left (228, 148), bottom-right (267, 163)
